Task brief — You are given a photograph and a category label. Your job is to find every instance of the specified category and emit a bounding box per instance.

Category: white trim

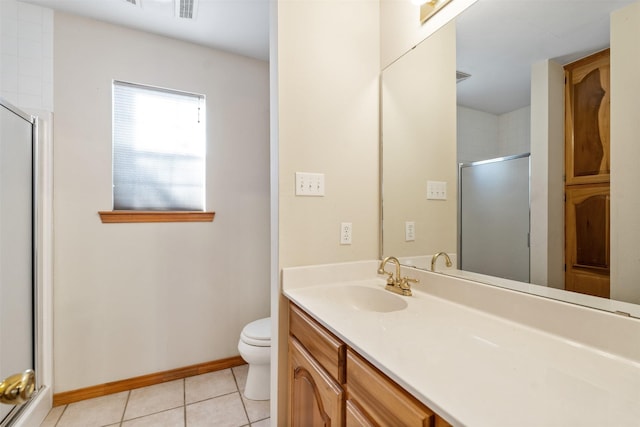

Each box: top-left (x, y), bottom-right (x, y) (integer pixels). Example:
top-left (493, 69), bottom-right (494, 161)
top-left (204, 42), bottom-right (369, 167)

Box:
top-left (13, 111), bottom-right (55, 427)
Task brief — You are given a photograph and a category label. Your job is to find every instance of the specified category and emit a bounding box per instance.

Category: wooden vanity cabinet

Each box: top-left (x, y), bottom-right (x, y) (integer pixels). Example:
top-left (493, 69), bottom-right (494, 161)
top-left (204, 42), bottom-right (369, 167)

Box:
top-left (288, 302), bottom-right (452, 427)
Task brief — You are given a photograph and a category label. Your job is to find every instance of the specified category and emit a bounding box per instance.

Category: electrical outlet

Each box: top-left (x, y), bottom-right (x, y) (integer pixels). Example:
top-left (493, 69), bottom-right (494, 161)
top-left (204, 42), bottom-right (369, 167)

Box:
top-left (340, 222), bottom-right (352, 245)
top-left (405, 221), bottom-right (415, 241)
top-left (295, 172), bottom-right (325, 196)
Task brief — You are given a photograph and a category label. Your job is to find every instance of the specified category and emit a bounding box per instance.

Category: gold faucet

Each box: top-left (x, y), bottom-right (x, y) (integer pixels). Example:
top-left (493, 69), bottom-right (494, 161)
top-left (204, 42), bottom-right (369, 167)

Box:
top-left (431, 252), bottom-right (453, 272)
top-left (377, 256), bottom-right (418, 296)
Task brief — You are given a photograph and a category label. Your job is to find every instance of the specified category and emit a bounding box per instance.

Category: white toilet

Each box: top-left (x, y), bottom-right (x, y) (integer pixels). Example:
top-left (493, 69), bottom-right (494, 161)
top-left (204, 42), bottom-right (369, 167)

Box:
top-left (238, 317), bottom-right (271, 400)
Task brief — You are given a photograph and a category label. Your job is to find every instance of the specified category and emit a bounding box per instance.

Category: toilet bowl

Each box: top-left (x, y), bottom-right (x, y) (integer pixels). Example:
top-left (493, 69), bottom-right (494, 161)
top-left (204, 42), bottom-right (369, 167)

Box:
top-left (238, 317), bottom-right (271, 400)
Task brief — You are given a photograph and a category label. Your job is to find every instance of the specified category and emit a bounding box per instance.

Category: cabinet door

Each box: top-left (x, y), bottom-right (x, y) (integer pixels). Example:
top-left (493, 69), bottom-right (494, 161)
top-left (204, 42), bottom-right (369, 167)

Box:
top-left (565, 184), bottom-right (610, 297)
top-left (289, 337), bottom-right (344, 427)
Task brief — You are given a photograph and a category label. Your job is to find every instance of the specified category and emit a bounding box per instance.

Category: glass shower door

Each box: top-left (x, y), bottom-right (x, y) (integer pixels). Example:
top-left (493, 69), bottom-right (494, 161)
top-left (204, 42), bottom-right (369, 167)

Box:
top-left (0, 102), bottom-right (36, 425)
top-left (459, 153), bottom-right (531, 283)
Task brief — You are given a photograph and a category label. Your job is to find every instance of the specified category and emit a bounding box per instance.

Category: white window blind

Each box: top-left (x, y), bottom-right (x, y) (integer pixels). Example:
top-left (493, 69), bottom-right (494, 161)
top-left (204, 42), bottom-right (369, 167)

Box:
top-left (112, 81), bottom-right (205, 211)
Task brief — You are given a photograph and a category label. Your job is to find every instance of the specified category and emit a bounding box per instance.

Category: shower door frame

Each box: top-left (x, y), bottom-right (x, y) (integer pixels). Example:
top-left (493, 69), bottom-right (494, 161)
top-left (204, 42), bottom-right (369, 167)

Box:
top-left (0, 97), bottom-right (51, 427)
top-left (458, 152), bottom-right (532, 283)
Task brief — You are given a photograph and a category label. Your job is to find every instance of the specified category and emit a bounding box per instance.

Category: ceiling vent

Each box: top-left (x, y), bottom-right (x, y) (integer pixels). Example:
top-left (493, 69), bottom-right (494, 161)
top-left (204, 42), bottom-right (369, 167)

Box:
top-left (456, 71), bottom-right (471, 84)
top-left (176, 0), bottom-right (198, 19)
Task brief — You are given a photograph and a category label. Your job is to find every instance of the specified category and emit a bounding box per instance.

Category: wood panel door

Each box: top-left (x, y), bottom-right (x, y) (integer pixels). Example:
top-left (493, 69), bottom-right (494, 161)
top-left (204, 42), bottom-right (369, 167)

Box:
top-left (289, 337), bottom-right (344, 427)
top-left (564, 49), bottom-right (610, 297)
top-left (565, 184), bottom-right (610, 298)
top-left (565, 49), bottom-right (610, 186)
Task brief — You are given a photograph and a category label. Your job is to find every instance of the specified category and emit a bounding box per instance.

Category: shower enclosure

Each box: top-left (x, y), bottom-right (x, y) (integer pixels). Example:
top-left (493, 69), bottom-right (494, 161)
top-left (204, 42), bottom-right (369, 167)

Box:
top-left (0, 99), bottom-right (37, 426)
top-left (458, 153), bottom-right (531, 283)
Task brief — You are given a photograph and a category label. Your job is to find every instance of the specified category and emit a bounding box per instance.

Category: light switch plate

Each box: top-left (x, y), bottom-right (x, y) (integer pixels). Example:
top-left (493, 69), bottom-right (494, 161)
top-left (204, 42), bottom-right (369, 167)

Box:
top-left (295, 172), bottom-right (325, 196)
top-left (427, 181), bottom-right (447, 200)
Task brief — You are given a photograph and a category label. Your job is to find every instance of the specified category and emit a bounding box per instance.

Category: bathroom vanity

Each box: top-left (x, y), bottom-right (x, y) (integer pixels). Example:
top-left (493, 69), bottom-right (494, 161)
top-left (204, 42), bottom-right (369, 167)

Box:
top-left (289, 302), bottom-right (451, 426)
top-left (282, 261), bottom-right (640, 427)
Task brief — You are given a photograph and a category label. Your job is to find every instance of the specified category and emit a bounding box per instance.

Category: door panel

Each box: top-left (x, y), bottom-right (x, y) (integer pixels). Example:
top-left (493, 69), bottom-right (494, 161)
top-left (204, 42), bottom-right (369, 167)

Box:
top-left (565, 184), bottom-right (610, 298)
top-left (565, 49), bottom-right (610, 186)
top-left (0, 103), bottom-right (35, 424)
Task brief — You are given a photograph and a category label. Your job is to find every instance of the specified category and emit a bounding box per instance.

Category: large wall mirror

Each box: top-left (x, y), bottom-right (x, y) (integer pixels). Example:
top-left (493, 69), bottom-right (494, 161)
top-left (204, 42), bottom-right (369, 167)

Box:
top-left (381, 0), bottom-right (640, 316)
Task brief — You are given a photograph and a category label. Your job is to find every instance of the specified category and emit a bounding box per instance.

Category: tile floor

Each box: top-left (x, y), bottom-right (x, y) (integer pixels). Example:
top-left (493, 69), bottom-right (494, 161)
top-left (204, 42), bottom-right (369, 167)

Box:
top-left (40, 365), bottom-right (269, 427)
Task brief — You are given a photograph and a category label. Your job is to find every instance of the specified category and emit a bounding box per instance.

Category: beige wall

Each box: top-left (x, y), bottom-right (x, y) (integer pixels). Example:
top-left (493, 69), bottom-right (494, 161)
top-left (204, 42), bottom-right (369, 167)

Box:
top-left (611, 1), bottom-right (640, 303)
top-left (380, 0), bottom-right (476, 69)
top-left (277, 2), bottom-right (380, 269)
top-left (530, 59), bottom-right (564, 288)
top-left (274, 0), bottom-right (380, 423)
top-left (381, 21), bottom-right (457, 258)
top-left (53, 12), bottom-right (270, 392)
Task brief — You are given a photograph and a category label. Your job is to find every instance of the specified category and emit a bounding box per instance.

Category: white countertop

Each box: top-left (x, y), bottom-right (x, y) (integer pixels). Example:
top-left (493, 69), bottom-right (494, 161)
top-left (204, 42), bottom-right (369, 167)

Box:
top-left (282, 261), bottom-right (640, 427)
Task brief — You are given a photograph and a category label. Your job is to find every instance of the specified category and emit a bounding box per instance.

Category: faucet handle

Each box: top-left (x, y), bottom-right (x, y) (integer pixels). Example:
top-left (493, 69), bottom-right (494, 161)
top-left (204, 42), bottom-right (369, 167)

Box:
top-left (377, 268), bottom-right (393, 283)
top-left (397, 276), bottom-right (417, 292)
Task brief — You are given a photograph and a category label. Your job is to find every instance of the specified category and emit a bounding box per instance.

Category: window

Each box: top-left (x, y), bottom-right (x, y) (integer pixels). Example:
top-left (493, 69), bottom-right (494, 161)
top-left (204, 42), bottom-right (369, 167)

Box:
top-left (112, 80), bottom-right (206, 212)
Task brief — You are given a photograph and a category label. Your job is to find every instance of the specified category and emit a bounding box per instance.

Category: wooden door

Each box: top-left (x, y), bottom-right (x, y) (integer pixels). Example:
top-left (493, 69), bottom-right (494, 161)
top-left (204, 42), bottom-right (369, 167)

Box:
top-left (565, 49), bottom-right (610, 185)
top-left (564, 49), bottom-right (610, 297)
top-left (565, 184), bottom-right (610, 298)
top-left (289, 337), bottom-right (344, 427)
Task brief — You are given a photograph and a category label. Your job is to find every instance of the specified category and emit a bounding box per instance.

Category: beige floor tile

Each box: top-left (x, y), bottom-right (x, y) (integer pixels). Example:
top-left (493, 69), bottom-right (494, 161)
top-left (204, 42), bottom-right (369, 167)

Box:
top-left (122, 407), bottom-right (185, 427)
top-left (241, 395), bottom-right (269, 423)
top-left (56, 391), bottom-right (129, 427)
top-left (185, 370), bottom-right (237, 404)
top-left (186, 392), bottom-right (248, 427)
top-left (250, 418), bottom-right (270, 427)
top-left (123, 379), bottom-right (184, 420)
top-left (39, 405), bottom-right (66, 427)
top-left (231, 365), bottom-right (248, 392)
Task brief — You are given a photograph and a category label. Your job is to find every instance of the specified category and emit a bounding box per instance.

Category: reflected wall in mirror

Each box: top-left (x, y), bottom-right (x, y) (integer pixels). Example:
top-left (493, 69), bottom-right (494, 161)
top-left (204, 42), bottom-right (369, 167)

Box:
top-left (381, 0), bottom-right (640, 316)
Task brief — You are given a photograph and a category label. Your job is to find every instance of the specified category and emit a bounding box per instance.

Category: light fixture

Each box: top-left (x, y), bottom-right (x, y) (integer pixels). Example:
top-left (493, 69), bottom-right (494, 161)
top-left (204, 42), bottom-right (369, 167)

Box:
top-left (419, 0), bottom-right (453, 24)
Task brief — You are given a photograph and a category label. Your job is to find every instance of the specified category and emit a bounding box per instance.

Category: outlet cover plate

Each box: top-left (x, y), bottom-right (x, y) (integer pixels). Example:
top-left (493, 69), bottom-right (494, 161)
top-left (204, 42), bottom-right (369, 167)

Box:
top-left (340, 222), bottom-right (352, 245)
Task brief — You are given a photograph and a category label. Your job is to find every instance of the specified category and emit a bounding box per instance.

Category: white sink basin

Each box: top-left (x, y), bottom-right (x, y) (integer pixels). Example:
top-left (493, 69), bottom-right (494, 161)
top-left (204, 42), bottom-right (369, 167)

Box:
top-left (333, 284), bottom-right (408, 313)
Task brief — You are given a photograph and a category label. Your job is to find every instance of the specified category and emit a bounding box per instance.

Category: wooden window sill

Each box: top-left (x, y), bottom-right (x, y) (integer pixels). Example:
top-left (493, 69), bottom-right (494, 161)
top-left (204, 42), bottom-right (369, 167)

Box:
top-left (98, 211), bottom-right (215, 223)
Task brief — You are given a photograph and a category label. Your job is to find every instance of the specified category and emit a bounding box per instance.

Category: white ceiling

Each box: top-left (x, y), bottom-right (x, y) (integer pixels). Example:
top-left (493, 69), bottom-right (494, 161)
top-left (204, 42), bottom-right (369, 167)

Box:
top-left (22, 0), bottom-right (270, 61)
top-left (456, 0), bottom-right (634, 115)
top-left (20, 0), bottom-right (634, 113)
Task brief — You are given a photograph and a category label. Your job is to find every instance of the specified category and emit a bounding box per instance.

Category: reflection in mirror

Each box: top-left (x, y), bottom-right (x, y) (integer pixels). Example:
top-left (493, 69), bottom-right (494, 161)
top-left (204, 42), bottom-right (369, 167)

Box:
top-left (381, 0), bottom-right (640, 317)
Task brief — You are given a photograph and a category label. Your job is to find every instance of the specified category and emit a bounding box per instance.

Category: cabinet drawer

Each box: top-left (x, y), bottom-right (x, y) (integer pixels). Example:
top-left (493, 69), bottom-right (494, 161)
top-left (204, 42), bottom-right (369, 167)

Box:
top-left (289, 303), bottom-right (346, 383)
top-left (346, 400), bottom-right (376, 427)
top-left (347, 349), bottom-right (434, 427)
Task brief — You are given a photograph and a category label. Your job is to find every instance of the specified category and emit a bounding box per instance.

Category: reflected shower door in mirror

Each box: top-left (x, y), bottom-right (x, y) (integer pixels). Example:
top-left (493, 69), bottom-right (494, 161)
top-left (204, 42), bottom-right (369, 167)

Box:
top-left (459, 154), bottom-right (530, 283)
top-left (380, 0), bottom-right (640, 317)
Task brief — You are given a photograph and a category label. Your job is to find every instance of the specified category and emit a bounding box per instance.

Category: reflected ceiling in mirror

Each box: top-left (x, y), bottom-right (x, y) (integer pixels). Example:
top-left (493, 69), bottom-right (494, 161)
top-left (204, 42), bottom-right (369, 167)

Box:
top-left (456, 0), bottom-right (632, 116)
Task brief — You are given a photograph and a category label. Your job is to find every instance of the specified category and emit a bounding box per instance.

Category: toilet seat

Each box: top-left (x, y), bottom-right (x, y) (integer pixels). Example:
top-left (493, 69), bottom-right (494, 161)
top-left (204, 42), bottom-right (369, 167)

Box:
top-left (240, 317), bottom-right (270, 347)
